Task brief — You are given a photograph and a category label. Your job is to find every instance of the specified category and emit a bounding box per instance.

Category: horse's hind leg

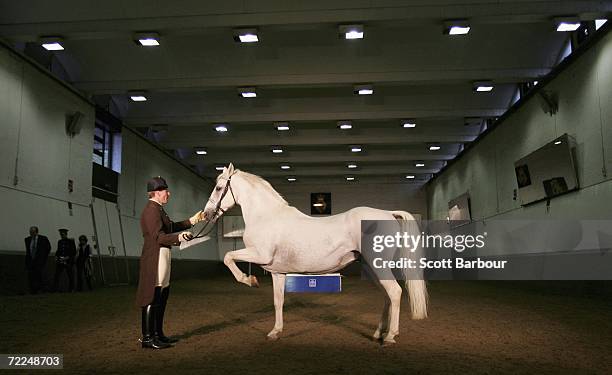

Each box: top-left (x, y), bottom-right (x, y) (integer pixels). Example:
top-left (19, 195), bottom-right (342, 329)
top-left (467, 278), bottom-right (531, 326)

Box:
top-left (378, 279), bottom-right (402, 346)
top-left (372, 298), bottom-right (390, 341)
top-left (267, 272), bottom-right (286, 341)
top-left (363, 264), bottom-right (390, 341)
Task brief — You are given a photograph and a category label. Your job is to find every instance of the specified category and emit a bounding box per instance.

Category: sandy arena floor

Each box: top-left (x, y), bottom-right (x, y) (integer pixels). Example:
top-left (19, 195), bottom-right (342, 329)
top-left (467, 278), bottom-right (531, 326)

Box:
top-left (1, 275), bottom-right (611, 374)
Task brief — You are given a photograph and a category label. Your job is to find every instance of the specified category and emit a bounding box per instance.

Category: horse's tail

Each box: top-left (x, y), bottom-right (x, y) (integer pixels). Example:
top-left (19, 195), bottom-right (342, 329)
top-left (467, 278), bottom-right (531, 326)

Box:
top-left (391, 210), bottom-right (428, 320)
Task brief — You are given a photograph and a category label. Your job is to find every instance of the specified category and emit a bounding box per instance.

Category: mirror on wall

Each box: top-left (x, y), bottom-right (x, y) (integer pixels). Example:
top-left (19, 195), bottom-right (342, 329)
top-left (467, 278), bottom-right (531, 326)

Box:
top-left (514, 133), bottom-right (579, 206)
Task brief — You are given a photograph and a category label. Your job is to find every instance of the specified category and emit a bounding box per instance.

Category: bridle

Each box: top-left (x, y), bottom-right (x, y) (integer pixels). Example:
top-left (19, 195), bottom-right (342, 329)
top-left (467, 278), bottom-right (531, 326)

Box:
top-left (192, 173), bottom-right (236, 239)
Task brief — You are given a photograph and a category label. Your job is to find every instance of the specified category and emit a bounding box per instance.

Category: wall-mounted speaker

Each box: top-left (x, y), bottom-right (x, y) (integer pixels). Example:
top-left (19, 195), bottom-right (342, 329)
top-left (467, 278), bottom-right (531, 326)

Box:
top-left (65, 111), bottom-right (84, 137)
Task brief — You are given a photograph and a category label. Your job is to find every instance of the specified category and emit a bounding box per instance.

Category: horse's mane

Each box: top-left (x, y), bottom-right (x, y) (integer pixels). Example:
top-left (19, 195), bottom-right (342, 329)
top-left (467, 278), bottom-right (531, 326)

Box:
top-left (233, 170), bottom-right (289, 206)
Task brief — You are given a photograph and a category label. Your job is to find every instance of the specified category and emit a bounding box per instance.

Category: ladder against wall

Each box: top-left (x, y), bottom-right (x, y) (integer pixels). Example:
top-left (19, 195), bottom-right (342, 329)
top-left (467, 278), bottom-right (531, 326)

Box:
top-left (90, 196), bottom-right (130, 286)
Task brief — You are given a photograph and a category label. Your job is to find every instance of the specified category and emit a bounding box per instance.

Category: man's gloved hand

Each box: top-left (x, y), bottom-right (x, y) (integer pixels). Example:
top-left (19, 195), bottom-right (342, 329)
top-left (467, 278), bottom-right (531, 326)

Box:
top-left (179, 231), bottom-right (194, 242)
top-left (189, 210), bottom-right (205, 225)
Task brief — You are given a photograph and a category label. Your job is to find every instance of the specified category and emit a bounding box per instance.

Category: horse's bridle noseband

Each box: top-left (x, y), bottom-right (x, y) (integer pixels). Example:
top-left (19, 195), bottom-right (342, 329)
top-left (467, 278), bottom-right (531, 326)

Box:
top-left (193, 173), bottom-right (236, 239)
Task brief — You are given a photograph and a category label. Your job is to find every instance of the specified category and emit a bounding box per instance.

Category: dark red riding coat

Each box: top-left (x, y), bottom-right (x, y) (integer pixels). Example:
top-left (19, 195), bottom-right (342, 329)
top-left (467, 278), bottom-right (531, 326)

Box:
top-left (135, 200), bottom-right (192, 307)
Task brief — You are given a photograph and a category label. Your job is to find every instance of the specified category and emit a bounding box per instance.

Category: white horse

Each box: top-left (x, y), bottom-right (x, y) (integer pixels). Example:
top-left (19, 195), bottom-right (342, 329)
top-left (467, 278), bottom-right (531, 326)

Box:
top-left (202, 164), bottom-right (428, 345)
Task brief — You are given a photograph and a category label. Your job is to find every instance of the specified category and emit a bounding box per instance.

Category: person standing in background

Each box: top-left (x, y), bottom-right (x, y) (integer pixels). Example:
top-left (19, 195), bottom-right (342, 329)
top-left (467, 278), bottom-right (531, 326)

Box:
top-left (24, 226), bottom-right (51, 294)
top-left (76, 235), bottom-right (94, 291)
top-left (52, 228), bottom-right (77, 292)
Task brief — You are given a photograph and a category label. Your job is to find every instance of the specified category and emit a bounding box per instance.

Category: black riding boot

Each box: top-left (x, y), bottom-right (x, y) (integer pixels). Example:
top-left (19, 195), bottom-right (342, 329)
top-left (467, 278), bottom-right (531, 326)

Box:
top-left (141, 304), bottom-right (172, 349)
top-left (156, 287), bottom-right (179, 343)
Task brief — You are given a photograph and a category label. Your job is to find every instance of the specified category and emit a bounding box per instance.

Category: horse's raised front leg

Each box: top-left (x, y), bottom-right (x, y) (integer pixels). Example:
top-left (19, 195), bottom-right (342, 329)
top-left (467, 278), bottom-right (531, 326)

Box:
top-left (267, 272), bottom-right (286, 341)
top-left (223, 247), bottom-right (270, 287)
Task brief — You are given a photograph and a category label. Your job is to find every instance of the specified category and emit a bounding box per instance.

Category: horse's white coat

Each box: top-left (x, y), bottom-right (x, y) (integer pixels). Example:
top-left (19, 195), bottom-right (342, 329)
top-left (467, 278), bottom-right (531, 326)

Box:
top-left (203, 164), bottom-right (428, 344)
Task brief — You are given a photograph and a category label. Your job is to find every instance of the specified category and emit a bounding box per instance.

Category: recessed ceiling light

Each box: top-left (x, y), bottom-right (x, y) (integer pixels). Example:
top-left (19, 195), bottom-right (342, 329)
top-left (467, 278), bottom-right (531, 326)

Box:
top-left (280, 165), bottom-right (291, 170)
top-left (195, 148), bottom-right (207, 155)
top-left (338, 121), bottom-right (353, 130)
top-left (339, 24), bottom-right (364, 40)
top-left (402, 120), bottom-right (416, 128)
top-left (350, 146), bottom-right (362, 153)
top-left (238, 87), bottom-right (257, 98)
top-left (275, 122), bottom-right (290, 131)
top-left (347, 163), bottom-right (358, 169)
top-left (415, 163), bottom-right (425, 167)
top-left (214, 124), bottom-right (228, 132)
top-left (443, 20), bottom-right (470, 35)
top-left (429, 145), bottom-right (441, 151)
top-left (128, 91), bottom-right (147, 102)
top-left (595, 19), bottom-right (608, 30)
top-left (234, 28), bottom-right (259, 43)
top-left (134, 32), bottom-right (160, 46)
top-left (271, 146), bottom-right (283, 154)
top-left (287, 177), bottom-right (297, 182)
top-left (346, 176), bottom-right (356, 181)
top-left (554, 140), bottom-right (562, 145)
top-left (473, 81), bottom-right (494, 92)
top-left (40, 37), bottom-right (64, 51)
top-left (354, 84), bottom-right (373, 95)
top-left (555, 17), bottom-right (581, 32)
top-left (406, 175), bottom-right (415, 179)
top-left (215, 166), bottom-right (225, 171)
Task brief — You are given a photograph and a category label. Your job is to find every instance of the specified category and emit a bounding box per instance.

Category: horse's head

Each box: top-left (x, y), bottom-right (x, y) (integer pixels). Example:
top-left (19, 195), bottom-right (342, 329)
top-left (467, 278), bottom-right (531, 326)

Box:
top-left (203, 163), bottom-right (238, 222)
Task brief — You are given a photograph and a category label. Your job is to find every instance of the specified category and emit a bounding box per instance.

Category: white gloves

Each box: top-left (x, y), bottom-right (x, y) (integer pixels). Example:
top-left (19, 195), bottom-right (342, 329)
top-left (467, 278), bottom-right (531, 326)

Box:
top-left (189, 210), bottom-right (205, 225)
top-left (179, 231), bottom-right (194, 242)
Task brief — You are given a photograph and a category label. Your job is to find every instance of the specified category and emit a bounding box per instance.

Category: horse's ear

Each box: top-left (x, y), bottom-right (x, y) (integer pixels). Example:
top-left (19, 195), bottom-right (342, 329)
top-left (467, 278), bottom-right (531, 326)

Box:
top-left (227, 163), bottom-right (235, 174)
top-left (222, 166), bottom-right (228, 174)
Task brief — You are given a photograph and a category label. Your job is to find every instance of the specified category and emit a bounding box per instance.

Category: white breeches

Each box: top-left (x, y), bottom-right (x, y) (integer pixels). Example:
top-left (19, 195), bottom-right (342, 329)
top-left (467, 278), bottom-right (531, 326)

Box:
top-left (156, 247), bottom-right (171, 288)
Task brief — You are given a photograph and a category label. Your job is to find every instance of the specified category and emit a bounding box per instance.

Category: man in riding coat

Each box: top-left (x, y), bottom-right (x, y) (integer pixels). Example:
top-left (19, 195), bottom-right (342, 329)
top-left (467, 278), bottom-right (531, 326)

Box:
top-left (136, 176), bottom-right (205, 349)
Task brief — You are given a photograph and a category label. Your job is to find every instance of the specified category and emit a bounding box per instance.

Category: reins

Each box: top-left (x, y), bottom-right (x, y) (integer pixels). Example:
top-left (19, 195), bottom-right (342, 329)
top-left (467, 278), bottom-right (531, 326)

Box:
top-left (191, 173), bottom-right (236, 239)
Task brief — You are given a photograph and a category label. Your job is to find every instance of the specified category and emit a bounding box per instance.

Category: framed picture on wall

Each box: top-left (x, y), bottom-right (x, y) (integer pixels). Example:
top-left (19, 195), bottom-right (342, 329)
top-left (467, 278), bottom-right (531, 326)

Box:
top-left (311, 192), bottom-right (331, 215)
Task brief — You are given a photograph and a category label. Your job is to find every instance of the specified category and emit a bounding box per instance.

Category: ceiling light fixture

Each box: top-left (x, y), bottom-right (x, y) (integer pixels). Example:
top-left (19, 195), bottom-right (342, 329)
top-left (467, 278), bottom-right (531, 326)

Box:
top-left (402, 120), bottom-right (416, 128)
top-left (346, 176), bottom-right (356, 181)
top-left (238, 87), bottom-right (257, 98)
top-left (415, 162), bottom-right (425, 167)
top-left (339, 24), bottom-right (364, 40)
top-left (271, 146), bottom-right (283, 154)
top-left (128, 91), bottom-right (147, 102)
top-left (40, 36), bottom-right (64, 51)
top-left (233, 28), bottom-right (259, 43)
top-left (338, 121), bottom-right (353, 130)
top-left (280, 165), bottom-right (291, 170)
top-left (195, 148), bottom-right (207, 155)
top-left (275, 122), bottom-right (290, 131)
top-left (429, 145), bottom-right (441, 151)
top-left (554, 17), bottom-right (581, 32)
top-left (134, 32), bottom-right (160, 46)
top-left (406, 175), bottom-right (415, 179)
top-left (287, 177), bottom-right (297, 182)
top-left (214, 124), bottom-right (228, 132)
top-left (350, 146), bottom-right (362, 153)
top-left (354, 84), bottom-right (373, 95)
top-left (473, 81), bottom-right (494, 92)
top-left (443, 20), bottom-right (470, 35)
top-left (347, 163), bottom-right (358, 169)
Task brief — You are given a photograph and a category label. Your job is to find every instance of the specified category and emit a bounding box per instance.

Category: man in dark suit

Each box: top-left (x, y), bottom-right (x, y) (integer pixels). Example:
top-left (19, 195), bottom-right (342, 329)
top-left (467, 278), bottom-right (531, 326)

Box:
top-left (135, 176), bottom-right (204, 349)
top-left (52, 228), bottom-right (77, 292)
top-left (25, 226), bottom-right (51, 294)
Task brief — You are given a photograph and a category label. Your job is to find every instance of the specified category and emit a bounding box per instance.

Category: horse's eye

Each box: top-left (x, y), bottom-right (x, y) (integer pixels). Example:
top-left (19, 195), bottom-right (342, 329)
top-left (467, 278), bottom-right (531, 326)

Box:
top-left (215, 186), bottom-right (222, 191)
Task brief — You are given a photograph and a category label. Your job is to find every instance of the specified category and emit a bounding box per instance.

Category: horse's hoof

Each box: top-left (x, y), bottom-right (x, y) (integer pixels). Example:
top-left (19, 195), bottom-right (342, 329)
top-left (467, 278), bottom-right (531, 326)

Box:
top-left (382, 339), bottom-right (396, 347)
top-left (250, 275), bottom-right (259, 288)
top-left (266, 333), bottom-right (280, 341)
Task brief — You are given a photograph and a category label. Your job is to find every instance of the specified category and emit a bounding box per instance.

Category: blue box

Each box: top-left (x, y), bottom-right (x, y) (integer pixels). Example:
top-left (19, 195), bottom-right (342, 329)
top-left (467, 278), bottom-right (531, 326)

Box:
top-left (285, 273), bottom-right (342, 293)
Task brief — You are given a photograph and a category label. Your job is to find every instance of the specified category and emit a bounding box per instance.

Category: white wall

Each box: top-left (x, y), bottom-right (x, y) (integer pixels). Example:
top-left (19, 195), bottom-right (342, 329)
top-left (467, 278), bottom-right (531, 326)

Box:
top-left (0, 44), bottom-right (217, 264)
top-left (427, 30), bottom-right (612, 222)
top-left (0, 45), bottom-right (95, 252)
